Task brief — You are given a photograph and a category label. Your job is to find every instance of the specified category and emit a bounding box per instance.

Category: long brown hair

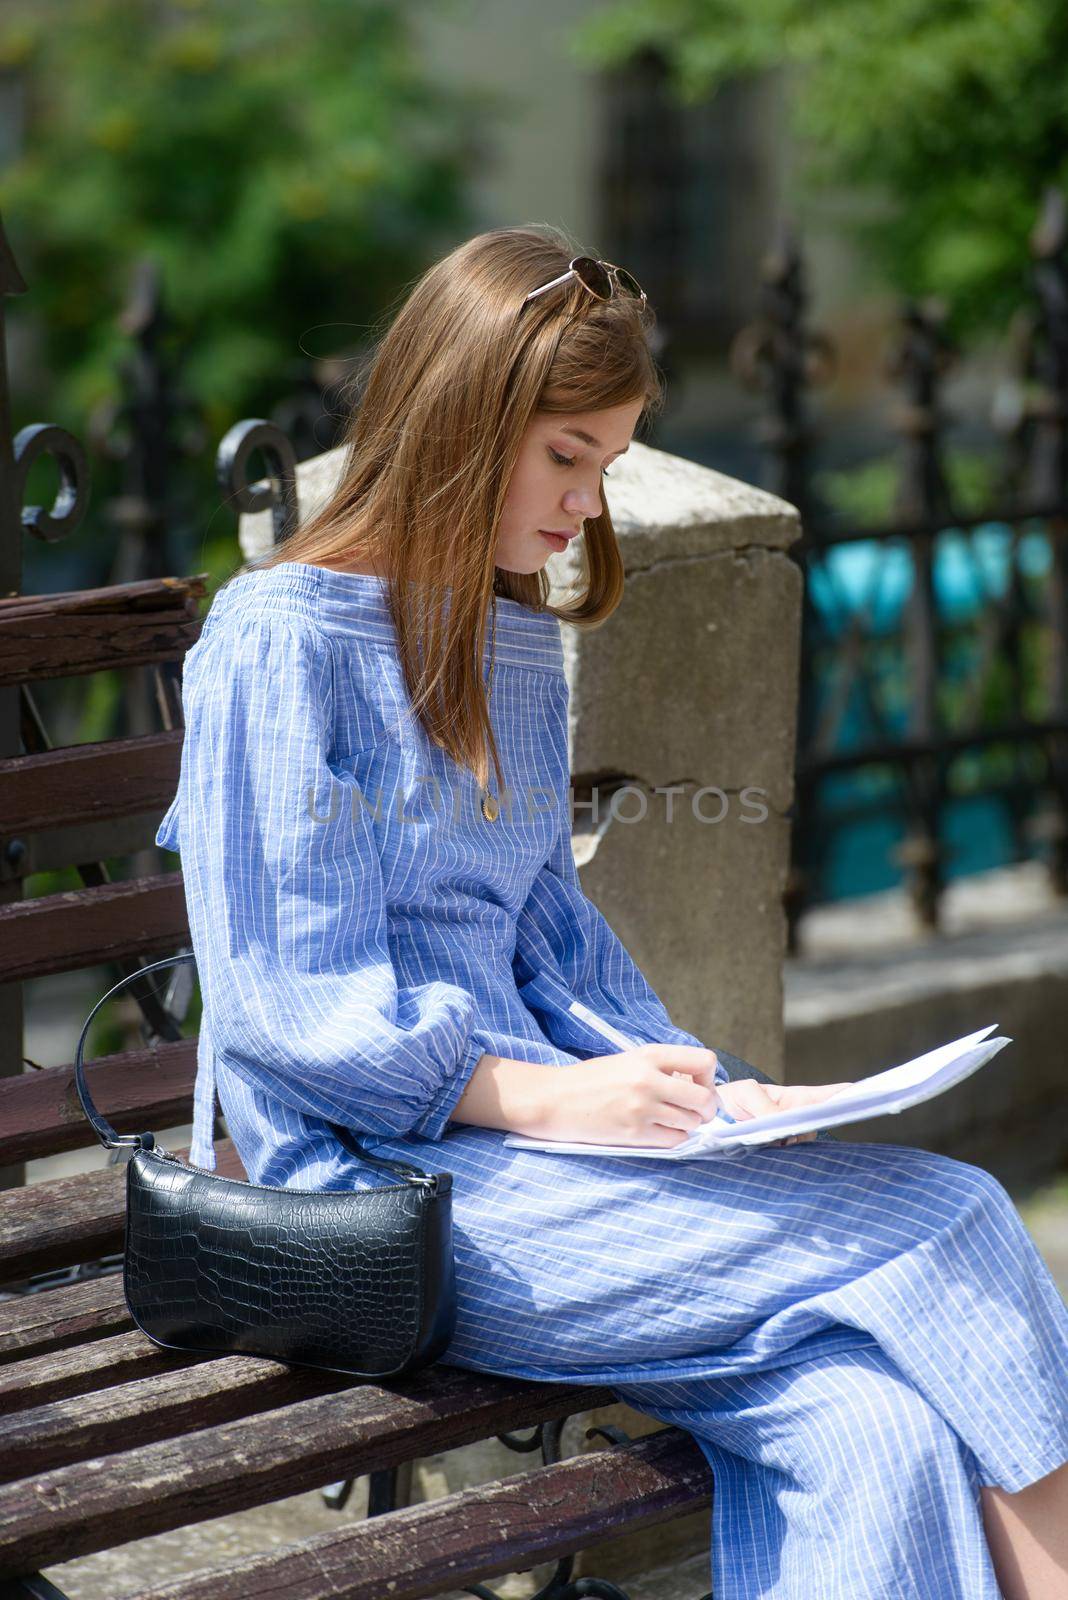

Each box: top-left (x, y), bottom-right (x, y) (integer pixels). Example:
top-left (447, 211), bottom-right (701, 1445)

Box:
top-left (229, 224), bottom-right (664, 793)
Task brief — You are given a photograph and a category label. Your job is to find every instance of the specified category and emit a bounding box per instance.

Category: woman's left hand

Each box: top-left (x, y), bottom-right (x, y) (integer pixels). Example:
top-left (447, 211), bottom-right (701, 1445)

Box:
top-left (716, 1078), bottom-right (853, 1146)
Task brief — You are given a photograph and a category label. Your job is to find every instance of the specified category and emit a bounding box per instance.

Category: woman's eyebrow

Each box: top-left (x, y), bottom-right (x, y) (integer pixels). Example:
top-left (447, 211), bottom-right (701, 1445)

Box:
top-left (560, 426), bottom-right (630, 454)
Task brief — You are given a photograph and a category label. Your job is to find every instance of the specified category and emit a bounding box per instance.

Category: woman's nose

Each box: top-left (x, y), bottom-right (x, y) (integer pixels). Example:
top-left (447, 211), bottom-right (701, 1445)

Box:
top-left (563, 484), bottom-right (601, 519)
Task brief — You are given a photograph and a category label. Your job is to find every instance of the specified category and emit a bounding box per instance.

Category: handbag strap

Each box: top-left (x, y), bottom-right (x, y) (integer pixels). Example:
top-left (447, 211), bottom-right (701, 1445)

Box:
top-left (73, 952), bottom-right (442, 1189)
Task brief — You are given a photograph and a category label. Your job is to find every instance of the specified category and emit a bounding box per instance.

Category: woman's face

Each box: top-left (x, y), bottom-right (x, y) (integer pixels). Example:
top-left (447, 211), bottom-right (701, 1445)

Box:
top-left (495, 398), bottom-right (645, 573)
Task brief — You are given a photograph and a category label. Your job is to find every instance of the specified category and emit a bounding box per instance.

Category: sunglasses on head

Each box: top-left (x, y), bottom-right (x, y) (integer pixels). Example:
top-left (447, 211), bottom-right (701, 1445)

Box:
top-left (523, 255), bottom-right (647, 309)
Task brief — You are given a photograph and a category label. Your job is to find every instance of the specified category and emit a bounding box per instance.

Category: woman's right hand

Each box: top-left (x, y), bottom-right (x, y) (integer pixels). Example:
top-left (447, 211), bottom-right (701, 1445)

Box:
top-left (535, 1046), bottom-right (722, 1148)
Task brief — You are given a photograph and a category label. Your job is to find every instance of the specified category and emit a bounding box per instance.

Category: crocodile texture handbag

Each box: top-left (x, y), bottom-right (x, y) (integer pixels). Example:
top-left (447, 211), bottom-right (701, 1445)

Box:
top-left (73, 952), bottom-right (457, 1379)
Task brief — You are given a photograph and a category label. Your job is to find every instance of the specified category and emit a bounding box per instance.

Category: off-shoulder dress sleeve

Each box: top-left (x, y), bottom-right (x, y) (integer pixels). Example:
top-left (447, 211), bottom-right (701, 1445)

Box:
top-left (157, 610), bottom-right (488, 1163)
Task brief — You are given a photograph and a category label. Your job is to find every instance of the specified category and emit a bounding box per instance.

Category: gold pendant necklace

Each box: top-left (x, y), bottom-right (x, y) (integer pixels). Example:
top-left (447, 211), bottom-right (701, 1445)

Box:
top-left (480, 597), bottom-right (499, 822)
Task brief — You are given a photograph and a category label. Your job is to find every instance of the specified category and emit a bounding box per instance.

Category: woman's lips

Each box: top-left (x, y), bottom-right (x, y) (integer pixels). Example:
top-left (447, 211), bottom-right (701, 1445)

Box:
top-left (539, 530), bottom-right (570, 551)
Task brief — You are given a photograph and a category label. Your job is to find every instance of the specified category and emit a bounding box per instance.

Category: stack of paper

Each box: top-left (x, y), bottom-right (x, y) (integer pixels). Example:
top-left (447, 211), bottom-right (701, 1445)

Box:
top-left (502, 1025), bottom-right (1012, 1161)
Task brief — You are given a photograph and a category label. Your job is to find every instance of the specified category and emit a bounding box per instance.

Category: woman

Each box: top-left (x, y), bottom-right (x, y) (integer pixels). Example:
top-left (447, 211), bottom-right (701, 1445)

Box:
top-left (157, 225), bottom-right (1068, 1598)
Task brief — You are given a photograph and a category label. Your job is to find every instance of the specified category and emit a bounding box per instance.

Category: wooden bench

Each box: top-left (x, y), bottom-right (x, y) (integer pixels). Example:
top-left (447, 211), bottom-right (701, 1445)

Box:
top-left (0, 574), bottom-right (716, 1600)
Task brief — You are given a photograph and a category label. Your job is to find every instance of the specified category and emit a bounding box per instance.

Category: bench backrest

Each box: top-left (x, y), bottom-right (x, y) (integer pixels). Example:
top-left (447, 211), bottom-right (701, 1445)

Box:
top-left (0, 573), bottom-right (252, 1293)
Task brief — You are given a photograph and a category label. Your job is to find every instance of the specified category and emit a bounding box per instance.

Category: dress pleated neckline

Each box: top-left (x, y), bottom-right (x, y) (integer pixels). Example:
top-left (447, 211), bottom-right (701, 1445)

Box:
top-left (204, 560), bottom-right (565, 674)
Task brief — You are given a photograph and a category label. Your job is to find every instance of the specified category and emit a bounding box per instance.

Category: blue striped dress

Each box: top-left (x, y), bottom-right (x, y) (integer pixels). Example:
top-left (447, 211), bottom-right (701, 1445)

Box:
top-left (157, 561), bottom-right (1068, 1599)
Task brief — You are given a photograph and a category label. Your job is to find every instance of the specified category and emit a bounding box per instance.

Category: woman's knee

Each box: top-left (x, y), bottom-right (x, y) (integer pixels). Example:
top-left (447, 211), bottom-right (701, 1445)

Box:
top-left (874, 1145), bottom-right (1020, 1230)
top-left (922, 1151), bottom-right (1022, 1232)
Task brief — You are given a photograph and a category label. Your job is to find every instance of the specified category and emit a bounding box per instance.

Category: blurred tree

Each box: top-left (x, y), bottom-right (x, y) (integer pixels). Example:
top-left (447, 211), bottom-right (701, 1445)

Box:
top-left (0, 0), bottom-right (502, 812)
top-left (568, 0), bottom-right (1068, 337)
top-left (0, 0), bottom-right (499, 438)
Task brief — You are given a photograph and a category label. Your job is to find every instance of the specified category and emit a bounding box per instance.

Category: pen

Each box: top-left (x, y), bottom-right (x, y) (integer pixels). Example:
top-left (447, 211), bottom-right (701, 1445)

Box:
top-left (567, 997), bottom-right (640, 1051)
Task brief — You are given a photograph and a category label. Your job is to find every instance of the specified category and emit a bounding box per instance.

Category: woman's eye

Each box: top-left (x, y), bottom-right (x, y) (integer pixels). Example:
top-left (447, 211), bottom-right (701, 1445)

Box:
top-left (548, 446), bottom-right (612, 478)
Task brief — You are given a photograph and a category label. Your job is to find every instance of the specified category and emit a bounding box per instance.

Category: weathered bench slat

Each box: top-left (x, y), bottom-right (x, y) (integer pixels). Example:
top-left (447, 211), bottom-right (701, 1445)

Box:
top-left (0, 1329), bottom-right (205, 1418)
top-left (1, 1046), bottom-right (196, 1167)
top-left (0, 1041), bottom-right (196, 1165)
top-left (0, 577), bottom-right (205, 687)
top-left (0, 1368), bottom-right (613, 1575)
top-left (0, 1276), bottom-right (130, 1364)
top-left (127, 1425), bottom-right (711, 1600)
top-left (0, 1141), bottom-right (246, 1283)
top-left (0, 732), bottom-right (183, 834)
top-left (0, 577), bottom-right (207, 623)
top-left (2, 1349), bottom-right (358, 1480)
top-left (0, 874), bottom-right (189, 984)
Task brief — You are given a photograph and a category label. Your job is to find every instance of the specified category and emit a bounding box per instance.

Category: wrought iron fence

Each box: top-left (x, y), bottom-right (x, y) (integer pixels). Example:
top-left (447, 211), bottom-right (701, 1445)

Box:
top-left (4, 194), bottom-right (1068, 991)
top-left (731, 188), bottom-right (1068, 954)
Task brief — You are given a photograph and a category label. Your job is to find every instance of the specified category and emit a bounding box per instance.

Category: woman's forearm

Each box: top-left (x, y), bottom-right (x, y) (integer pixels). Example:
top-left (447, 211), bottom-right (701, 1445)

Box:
top-left (448, 1052), bottom-right (558, 1137)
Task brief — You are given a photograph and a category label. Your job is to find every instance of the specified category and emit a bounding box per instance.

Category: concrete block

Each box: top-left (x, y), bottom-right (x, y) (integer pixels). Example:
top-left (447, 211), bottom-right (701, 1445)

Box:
top-left (561, 546), bottom-right (801, 813)
top-left (575, 782), bottom-right (791, 1077)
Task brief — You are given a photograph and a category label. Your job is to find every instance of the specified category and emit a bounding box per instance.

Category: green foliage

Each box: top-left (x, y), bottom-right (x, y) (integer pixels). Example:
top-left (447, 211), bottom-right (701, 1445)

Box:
top-left (0, 0), bottom-right (500, 434)
top-left (567, 0), bottom-right (1068, 336)
top-left (814, 446), bottom-right (1003, 524)
top-left (814, 458), bottom-right (898, 525)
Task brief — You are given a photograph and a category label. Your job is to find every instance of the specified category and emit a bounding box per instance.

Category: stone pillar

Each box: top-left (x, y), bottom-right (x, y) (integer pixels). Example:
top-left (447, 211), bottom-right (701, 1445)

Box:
top-left (547, 442), bottom-right (801, 1076)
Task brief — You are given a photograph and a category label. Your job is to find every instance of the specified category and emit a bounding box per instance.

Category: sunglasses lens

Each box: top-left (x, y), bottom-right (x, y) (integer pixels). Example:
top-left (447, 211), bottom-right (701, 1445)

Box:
top-left (614, 267), bottom-right (644, 300)
top-left (572, 257), bottom-right (613, 299)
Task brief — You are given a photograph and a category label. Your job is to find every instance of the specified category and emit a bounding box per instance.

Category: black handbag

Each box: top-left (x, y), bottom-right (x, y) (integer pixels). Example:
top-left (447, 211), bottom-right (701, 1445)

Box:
top-left (73, 951), bottom-right (457, 1379)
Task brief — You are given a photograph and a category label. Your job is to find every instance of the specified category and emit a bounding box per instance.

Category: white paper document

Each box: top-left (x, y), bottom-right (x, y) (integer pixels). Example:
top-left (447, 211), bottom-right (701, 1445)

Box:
top-left (502, 1016), bottom-right (1013, 1162)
